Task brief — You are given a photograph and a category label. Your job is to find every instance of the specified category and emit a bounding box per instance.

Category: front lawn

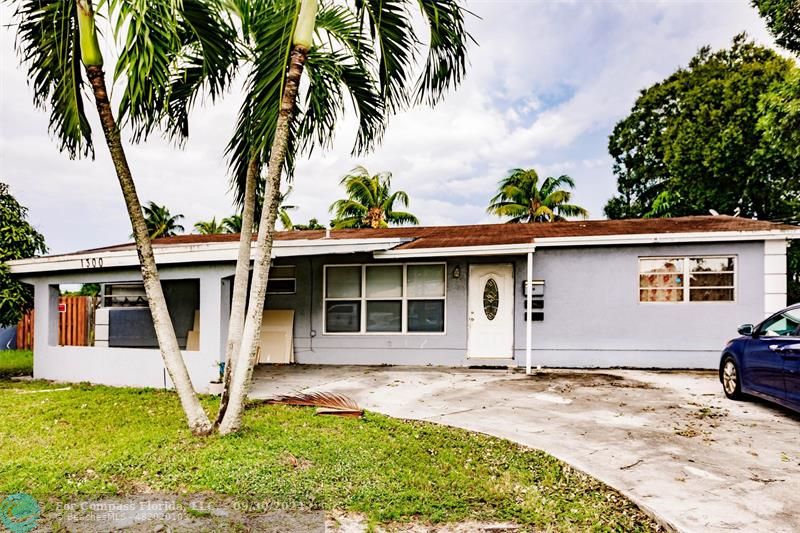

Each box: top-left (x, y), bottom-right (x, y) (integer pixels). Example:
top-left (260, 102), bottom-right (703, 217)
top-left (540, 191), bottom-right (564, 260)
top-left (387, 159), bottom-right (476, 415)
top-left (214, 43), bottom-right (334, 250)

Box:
top-left (0, 349), bottom-right (32, 377)
top-left (0, 380), bottom-right (659, 531)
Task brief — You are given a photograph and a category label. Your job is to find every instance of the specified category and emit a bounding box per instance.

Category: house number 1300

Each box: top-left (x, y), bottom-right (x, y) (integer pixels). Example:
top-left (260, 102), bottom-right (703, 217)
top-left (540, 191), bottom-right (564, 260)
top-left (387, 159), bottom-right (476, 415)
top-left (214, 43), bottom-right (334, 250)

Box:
top-left (80, 257), bottom-right (104, 268)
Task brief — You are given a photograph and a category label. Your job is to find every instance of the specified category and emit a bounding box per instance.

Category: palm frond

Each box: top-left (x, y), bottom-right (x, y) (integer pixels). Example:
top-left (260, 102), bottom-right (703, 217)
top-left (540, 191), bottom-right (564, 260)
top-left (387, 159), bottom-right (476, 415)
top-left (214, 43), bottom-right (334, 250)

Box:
top-left (386, 210), bottom-right (419, 225)
top-left (222, 213), bottom-right (243, 233)
top-left (313, 4), bottom-right (385, 154)
top-left (12, 0), bottom-right (93, 159)
top-left (330, 216), bottom-right (363, 229)
top-left (342, 172), bottom-right (379, 206)
top-left (262, 391), bottom-right (362, 416)
top-left (330, 198), bottom-right (367, 218)
top-left (146, 0), bottom-right (240, 142)
top-left (279, 208), bottom-right (293, 230)
top-left (532, 205), bottom-right (555, 222)
top-left (414, 0), bottom-right (472, 105)
top-left (555, 203), bottom-right (589, 219)
top-left (356, 0), bottom-right (416, 113)
top-left (226, 0), bottom-right (297, 206)
top-left (111, 0), bottom-right (182, 132)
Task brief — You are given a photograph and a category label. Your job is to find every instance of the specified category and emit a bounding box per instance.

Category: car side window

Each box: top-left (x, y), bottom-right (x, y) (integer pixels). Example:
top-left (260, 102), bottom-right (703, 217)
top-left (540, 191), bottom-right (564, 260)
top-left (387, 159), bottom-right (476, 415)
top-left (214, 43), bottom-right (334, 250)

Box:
top-left (758, 309), bottom-right (800, 337)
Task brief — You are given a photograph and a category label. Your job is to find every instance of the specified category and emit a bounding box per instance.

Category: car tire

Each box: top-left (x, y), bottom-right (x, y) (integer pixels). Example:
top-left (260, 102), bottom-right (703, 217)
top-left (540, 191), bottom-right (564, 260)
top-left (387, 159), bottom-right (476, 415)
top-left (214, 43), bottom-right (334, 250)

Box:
top-left (721, 356), bottom-right (744, 400)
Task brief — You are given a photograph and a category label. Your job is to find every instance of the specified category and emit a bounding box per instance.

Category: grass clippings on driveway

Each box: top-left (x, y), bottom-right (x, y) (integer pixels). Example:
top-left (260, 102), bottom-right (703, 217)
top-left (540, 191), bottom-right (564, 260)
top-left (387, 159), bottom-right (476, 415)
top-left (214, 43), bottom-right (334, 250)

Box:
top-left (0, 379), bottom-right (660, 531)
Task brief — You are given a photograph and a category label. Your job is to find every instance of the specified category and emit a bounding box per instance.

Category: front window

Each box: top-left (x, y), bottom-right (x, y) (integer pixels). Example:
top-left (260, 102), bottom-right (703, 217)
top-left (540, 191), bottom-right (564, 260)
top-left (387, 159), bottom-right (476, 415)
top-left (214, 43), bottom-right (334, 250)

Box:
top-left (324, 263), bottom-right (446, 334)
top-left (639, 256), bottom-right (735, 303)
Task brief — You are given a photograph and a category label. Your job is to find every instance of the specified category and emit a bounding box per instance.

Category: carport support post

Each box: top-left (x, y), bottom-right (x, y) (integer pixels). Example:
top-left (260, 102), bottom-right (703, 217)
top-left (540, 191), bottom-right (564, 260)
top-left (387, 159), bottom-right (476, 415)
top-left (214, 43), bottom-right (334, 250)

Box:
top-left (526, 251), bottom-right (533, 374)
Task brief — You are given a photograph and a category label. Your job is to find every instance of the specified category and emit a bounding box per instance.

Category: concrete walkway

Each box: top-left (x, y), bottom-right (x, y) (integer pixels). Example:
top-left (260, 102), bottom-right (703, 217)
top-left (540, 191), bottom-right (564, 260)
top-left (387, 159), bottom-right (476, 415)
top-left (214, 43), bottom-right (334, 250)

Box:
top-left (250, 365), bottom-right (800, 533)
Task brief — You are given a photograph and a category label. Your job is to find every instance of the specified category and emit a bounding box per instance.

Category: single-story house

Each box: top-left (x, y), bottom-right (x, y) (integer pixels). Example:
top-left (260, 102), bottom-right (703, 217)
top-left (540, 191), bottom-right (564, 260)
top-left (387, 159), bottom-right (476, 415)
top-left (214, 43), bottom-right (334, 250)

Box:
top-left (8, 215), bottom-right (799, 392)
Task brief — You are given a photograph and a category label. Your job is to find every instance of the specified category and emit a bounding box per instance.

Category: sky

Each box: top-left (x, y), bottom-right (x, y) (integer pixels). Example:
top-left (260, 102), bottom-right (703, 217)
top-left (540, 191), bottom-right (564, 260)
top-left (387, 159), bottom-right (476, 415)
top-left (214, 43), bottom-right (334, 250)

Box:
top-left (0, 0), bottom-right (781, 254)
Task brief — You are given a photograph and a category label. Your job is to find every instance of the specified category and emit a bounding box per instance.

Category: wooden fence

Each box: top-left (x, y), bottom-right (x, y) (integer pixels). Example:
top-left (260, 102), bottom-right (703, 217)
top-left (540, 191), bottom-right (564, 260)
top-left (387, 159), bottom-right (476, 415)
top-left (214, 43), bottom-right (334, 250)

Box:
top-left (16, 310), bottom-right (34, 350)
top-left (16, 296), bottom-right (98, 349)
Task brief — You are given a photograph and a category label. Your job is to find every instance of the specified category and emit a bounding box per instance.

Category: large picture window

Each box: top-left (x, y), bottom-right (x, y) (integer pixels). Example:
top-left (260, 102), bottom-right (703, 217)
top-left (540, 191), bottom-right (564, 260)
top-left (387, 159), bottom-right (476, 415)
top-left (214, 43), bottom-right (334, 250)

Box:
top-left (639, 256), bottom-right (736, 303)
top-left (324, 263), bottom-right (446, 334)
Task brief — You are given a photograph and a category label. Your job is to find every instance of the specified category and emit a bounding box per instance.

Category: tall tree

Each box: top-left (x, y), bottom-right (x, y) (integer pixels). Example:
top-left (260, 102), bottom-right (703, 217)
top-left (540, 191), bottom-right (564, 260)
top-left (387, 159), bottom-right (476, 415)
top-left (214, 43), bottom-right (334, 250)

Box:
top-left (10, 0), bottom-right (237, 434)
top-left (142, 202), bottom-right (185, 239)
top-left (0, 182), bottom-right (47, 327)
top-left (487, 169), bottom-right (588, 223)
top-left (604, 35), bottom-right (800, 221)
top-left (218, 0), bottom-right (472, 434)
top-left (194, 217), bottom-right (226, 235)
top-left (752, 0), bottom-right (800, 55)
top-left (329, 166), bottom-right (419, 229)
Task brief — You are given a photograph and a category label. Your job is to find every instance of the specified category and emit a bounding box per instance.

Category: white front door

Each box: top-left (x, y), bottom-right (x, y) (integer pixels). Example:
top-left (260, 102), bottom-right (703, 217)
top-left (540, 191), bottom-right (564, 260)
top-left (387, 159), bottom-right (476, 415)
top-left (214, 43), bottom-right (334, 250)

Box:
top-left (467, 264), bottom-right (514, 359)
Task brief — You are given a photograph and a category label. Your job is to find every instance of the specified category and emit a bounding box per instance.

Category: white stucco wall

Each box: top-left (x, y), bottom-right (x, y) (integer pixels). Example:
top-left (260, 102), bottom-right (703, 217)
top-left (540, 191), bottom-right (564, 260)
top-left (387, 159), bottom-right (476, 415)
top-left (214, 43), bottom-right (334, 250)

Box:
top-left (514, 241), bottom-right (769, 368)
top-left (27, 264), bottom-right (234, 392)
top-left (17, 238), bottom-right (787, 389)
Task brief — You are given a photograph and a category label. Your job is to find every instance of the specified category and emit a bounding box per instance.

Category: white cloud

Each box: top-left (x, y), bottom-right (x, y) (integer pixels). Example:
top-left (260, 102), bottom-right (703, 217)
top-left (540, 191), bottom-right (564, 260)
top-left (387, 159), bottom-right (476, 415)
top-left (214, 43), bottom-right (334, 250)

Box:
top-left (0, 0), bottom-right (778, 253)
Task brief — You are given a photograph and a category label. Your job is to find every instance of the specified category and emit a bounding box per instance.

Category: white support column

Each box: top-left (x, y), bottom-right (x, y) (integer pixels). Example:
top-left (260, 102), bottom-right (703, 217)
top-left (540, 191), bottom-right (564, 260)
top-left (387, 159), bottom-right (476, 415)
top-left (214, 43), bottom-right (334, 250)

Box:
top-left (526, 251), bottom-right (533, 375)
top-left (764, 239), bottom-right (787, 317)
top-left (198, 274), bottom-right (223, 358)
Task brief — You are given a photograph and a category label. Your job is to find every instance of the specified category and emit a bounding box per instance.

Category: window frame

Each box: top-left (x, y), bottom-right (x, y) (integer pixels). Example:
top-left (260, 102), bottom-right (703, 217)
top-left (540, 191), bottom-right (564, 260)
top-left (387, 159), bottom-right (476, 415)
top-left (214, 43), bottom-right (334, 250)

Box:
top-left (638, 255), bottom-right (737, 304)
top-left (323, 262), bottom-right (447, 335)
top-left (266, 264), bottom-right (297, 295)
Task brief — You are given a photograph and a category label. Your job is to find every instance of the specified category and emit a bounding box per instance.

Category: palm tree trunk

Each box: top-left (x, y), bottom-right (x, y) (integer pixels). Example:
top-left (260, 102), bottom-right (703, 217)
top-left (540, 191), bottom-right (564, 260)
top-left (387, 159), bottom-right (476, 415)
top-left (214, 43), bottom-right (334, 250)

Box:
top-left (215, 154), bottom-right (258, 425)
top-left (85, 66), bottom-right (213, 435)
top-left (218, 44), bottom-right (310, 435)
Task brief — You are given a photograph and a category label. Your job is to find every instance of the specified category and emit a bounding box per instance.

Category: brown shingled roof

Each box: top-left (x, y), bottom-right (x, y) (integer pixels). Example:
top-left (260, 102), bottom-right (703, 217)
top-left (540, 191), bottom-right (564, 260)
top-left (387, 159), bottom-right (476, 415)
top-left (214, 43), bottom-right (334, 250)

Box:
top-left (75, 215), bottom-right (796, 255)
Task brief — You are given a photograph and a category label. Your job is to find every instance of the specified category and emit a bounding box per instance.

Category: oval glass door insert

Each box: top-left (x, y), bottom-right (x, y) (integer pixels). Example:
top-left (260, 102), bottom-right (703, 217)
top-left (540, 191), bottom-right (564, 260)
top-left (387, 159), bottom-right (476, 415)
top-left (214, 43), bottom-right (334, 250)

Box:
top-left (483, 278), bottom-right (499, 320)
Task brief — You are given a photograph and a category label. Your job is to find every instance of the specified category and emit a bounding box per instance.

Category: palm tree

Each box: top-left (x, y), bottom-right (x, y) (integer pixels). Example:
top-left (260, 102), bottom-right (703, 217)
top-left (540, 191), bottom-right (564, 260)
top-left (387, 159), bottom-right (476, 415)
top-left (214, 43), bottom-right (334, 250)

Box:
top-left (218, 0), bottom-right (472, 434)
top-left (329, 167), bottom-right (419, 229)
top-left (10, 0), bottom-right (237, 434)
top-left (221, 214), bottom-right (243, 234)
top-left (12, 0), bottom-right (470, 435)
top-left (194, 217), bottom-right (226, 235)
top-left (487, 169), bottom-right (589, 223)
top-left (142, 202), bottom-right (185, 238)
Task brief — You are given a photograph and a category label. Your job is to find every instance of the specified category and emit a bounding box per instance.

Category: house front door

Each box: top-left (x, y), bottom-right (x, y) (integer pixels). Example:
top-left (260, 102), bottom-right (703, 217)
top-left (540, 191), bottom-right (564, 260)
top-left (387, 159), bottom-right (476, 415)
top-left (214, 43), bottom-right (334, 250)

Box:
top-left (467, 264), bottom-right (514, 359)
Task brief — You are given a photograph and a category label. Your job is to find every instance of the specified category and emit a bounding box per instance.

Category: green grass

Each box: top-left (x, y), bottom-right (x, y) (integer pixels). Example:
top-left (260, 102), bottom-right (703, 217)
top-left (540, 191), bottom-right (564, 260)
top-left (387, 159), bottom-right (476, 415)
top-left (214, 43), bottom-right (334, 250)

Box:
top-left (0, 349), bottom-right (33, 377)
top-left (0, 380), bottom-right (658, 531)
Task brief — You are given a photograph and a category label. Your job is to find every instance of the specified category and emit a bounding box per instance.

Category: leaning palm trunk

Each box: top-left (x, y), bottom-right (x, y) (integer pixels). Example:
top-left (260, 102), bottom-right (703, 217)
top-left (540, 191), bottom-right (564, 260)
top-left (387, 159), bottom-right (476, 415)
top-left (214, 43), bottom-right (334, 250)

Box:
top-left (77, 0), bottom-right (212, 435)
top-left (215, 154), bottom-right (258, 425)
top-left (218, 41), bottom-right (311, 434)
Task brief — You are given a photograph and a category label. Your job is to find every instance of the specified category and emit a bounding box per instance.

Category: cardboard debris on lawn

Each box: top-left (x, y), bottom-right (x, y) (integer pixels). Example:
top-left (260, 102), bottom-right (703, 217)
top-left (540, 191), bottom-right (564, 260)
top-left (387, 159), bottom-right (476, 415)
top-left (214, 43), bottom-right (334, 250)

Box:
top-left (262, 391), bottom-right (363, 417)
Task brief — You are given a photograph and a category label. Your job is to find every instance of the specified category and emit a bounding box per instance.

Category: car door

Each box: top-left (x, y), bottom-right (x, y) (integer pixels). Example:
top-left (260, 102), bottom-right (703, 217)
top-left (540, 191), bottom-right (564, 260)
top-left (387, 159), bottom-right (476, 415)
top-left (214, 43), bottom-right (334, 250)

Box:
top-left (744, 310), bottom-right (800, 400)
top-left (780, 311), bottom-right (800, 409)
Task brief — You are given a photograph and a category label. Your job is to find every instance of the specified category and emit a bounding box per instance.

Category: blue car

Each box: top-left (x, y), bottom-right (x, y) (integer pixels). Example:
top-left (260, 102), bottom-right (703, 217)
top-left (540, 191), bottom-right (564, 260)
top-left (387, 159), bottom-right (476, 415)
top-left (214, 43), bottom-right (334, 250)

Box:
top-left (719, 303), bottom-right (800, 413)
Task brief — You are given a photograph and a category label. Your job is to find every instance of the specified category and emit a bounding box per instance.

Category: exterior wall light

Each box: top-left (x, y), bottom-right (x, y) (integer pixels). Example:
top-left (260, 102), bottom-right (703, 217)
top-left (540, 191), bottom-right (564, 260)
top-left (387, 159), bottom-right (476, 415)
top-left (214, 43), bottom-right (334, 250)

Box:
top-left (452, 265), bottom-right (461, 279)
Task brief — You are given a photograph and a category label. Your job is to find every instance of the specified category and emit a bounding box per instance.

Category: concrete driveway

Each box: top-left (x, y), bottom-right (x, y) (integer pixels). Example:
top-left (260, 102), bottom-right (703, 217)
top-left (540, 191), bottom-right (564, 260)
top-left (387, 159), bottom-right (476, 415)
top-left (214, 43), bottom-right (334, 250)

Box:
top-left (250, 365), bottom-right (800, 533)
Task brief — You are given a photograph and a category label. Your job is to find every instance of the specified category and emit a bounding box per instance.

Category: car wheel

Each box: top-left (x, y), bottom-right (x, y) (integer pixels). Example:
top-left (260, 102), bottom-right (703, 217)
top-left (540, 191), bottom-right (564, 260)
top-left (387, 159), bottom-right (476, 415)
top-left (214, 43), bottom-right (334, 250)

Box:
top-left (722, 356), bottom-right (744, 400)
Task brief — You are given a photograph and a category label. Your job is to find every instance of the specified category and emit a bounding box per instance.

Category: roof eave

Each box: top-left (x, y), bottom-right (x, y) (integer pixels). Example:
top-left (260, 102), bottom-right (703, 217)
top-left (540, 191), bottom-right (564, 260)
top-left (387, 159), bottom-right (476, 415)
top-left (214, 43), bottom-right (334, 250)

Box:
top-left (8, 237), bottom-right (412, 276)
top-left (531, 229), bottom-right (800, 247)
